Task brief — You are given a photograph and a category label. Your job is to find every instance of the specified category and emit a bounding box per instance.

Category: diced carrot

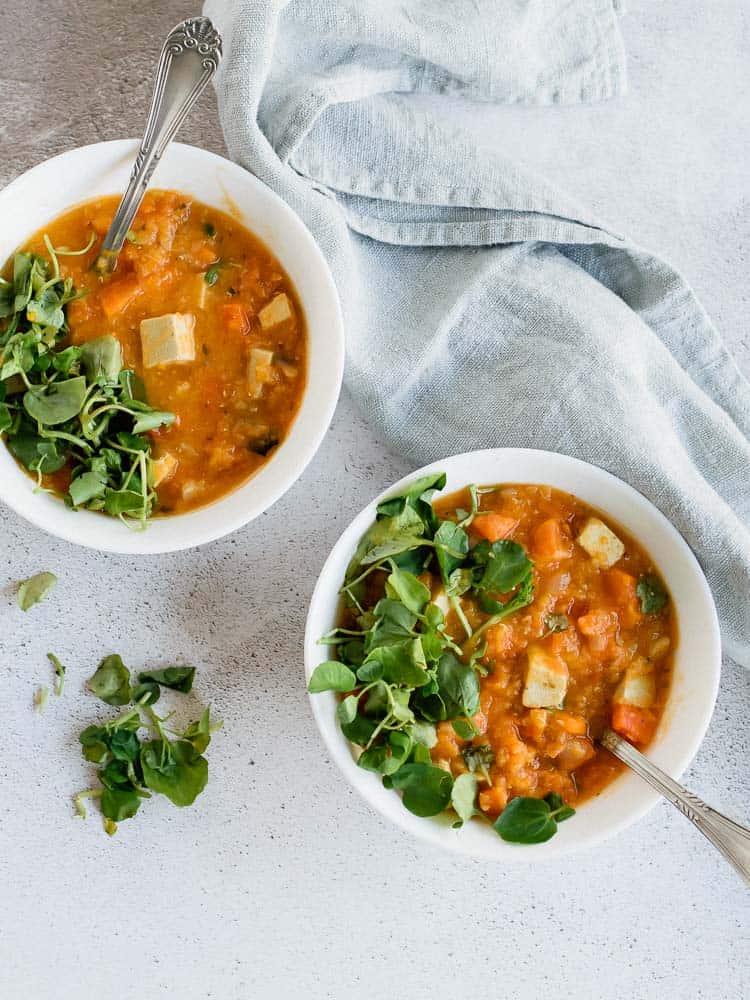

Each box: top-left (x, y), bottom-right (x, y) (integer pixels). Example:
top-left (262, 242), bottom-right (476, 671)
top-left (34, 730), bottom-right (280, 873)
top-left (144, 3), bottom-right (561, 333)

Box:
top-left (472, 710), bottom-right (488, 735)
top-left (556, 736), bottom-right (596, 770)
top-left (222, 302), bottom-right (250, 336)
top-left (484, 622), bottom-right (514, 661)
top-left (193, 244), bottom-right (218, 267)
top-left (433, 721), bottom-right (461, 760)
top-left (99, 276), bottom-right (142, 319)
top-left (577, 609), bottom-right (619, 636)
top-left (522, 708), bottom-right (549, 743)
top-left (551, 711), bottom-right (588, 736)
top-left (604, 569), bottom-right (641, 627)
top-left (611, 704), bottom-right (657, 745)
top-left (472, 512), bottom-right (516, 542)
top-left (479, 780), bottom-right (508, 816)
top-left (532, 518), bottom-right (573, 563)
top-left (604, 568), bottom-right (636, 605)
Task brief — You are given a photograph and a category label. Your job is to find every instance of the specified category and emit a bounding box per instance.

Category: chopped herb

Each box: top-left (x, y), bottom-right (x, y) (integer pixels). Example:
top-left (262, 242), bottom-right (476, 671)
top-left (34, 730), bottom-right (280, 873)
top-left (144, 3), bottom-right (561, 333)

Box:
top-left (33, 685), bottom-right (49, 713)
top-left (543, 613), bottom-right (569, 635)
top-left (17, 571), bottom-right (57, 611)
top-left (47, 651), bottom-right (66, 696)
top-left (248, 429), bottom-right (279, 456)
top-left (203, 222), bottom-right (216, 238)
top-left (461, 743), bottom-right (495, 778)
top-left (73, 788), bottom-right (101, 819)
top-left (204, 263), bottom-right (221, 286)
top-left (637, 575), bottom-right (669, 614)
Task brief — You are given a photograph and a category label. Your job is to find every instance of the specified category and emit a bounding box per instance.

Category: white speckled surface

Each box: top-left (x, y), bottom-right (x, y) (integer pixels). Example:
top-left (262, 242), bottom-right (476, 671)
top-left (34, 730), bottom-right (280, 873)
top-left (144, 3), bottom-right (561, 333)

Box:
top-left (0, 3), bottom-right (748, 998)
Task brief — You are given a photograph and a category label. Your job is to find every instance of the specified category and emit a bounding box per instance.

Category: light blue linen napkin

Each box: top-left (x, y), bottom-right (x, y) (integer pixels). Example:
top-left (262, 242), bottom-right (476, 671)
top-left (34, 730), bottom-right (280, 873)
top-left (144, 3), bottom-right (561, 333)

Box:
top-left (204, 0), bottom-right (750, 666)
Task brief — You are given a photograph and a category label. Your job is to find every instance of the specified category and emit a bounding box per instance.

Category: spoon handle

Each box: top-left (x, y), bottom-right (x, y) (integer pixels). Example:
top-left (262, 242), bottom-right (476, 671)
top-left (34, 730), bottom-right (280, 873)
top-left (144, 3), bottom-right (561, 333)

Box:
top-left (97, 16), bottom-right (222, 273)
top-left (601, 728), bottom-right (750, 887)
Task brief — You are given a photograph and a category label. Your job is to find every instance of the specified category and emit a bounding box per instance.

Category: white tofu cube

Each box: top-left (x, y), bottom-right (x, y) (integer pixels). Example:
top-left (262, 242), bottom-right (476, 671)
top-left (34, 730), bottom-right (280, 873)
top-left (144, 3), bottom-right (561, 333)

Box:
top-left (614, 658), bottom-right (656, 708)
top-left (150, 452), bottom-right (178, 487)
top-left (577, 517), bottom-right (625, 568)
top-left (248, 347), bottom-right (274, 399)
top-left (258, 293), bottom-right (293, 330)
top-left (140, 313), bottom-right (196, 368)
top-left (522, 644), bottom-right (569, 709)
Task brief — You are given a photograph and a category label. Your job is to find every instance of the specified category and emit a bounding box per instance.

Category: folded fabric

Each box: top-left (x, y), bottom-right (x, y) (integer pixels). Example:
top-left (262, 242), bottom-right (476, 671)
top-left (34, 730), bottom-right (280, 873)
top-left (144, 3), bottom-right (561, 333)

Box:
top-left (204, 0), bottom-right (750, 667)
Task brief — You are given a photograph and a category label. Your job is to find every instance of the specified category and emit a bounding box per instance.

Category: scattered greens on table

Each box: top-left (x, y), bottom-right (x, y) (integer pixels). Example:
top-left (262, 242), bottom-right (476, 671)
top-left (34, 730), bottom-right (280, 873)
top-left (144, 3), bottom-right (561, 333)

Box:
top-left (0, 241), bottom-right (175, 527)
top-left (77, 654), bottom-right (218, 835)
top-left (47, 652), bottom-right (66, 696)
top-left (308, 472), bottom-right (576, 845)
top-left (16, 570), bottom-right (57, 611)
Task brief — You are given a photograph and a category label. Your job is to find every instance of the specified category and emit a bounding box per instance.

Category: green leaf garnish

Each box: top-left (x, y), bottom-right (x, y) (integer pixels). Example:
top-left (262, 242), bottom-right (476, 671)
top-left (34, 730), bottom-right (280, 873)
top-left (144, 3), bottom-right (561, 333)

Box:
top-left (47, 651), bottom-right (66, 696)
top-left (87, 654), bottom-right (132, 706)
top-left (140, 740), bottom-right (208, 807)
top-left (636, 575), bottom-right (669, 614)
top-left (312, 472), bottom-right (550, 838)
top-left (0, 247), bottom-right (175, 527)
top-left (137, 665), bottom-right (195, 693)
top-left (17, 571), bottom-right (57, 611)
top-left (493, 792), bottom-right (575, 844)
top-left (390, 762), bottom-right (453, 817)
top-left (450, 772), bottom-right (478, 827)
top-left (308, 661), bottom-right (356, 693)
top-left (76, 660), bottom-right (217, 833)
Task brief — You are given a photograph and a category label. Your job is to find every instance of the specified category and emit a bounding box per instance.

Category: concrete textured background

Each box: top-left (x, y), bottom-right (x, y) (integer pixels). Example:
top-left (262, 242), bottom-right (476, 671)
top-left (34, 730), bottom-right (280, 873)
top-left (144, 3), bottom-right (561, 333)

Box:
top-left (1, 2), bottom-right (748, 999)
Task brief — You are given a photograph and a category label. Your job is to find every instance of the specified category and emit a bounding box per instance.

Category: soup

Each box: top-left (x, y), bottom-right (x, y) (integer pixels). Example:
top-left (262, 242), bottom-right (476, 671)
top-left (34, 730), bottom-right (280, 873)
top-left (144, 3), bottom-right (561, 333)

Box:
top-left (430, 484), bottom-right (674, 816)
top-left (308, 474), bottom-right (675, 843)
top-left (0, 190), bottom-right (306, 520)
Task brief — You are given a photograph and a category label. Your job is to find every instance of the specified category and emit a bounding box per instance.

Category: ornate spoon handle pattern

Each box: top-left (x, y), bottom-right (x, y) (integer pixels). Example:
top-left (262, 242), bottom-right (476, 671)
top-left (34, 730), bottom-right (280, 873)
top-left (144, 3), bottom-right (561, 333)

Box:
top-left (96, 16), bottom-right (222, 274)
top-left (601, 727), bottom-right (750, 887)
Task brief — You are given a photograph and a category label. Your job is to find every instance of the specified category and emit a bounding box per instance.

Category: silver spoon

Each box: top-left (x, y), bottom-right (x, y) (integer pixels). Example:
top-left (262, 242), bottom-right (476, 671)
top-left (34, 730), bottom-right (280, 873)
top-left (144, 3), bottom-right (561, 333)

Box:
top-left (95, 16), bottom-right (222, 275)
top-left (601, 727), bottom-right (750, 887)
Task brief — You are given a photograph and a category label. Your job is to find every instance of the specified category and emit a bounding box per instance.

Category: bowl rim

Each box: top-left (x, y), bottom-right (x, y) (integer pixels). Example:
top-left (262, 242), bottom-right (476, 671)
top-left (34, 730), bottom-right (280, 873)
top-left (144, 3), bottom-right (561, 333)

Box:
top-left (304, 447), bottom-right (722, 861)
top-left (0, 139), bottom-right (344, 554)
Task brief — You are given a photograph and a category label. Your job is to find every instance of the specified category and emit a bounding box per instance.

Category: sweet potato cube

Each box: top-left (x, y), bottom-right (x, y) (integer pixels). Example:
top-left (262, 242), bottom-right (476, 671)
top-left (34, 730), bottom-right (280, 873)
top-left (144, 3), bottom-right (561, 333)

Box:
top-left (472, 513), bottom-right (516, 542)
top-left (532, 518), bottom-right (573, 563)
top-left (100, 276), bottom-right (142, 319)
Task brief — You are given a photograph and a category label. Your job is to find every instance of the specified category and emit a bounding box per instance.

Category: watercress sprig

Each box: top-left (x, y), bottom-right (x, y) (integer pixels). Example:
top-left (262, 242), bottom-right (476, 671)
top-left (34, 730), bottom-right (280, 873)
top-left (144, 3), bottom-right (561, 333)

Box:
top-left (78, 655), bottom-right (219, 835)
top-left (0, 244), bottom-right (175, 526)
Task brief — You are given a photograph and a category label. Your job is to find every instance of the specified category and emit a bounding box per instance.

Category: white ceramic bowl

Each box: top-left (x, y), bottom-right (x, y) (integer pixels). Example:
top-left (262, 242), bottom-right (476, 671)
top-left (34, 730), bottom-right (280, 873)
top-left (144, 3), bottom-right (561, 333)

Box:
top-left (0, 140), bottom-right (344, 553)
top-left (304, 448), bottom-right (721, 860)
